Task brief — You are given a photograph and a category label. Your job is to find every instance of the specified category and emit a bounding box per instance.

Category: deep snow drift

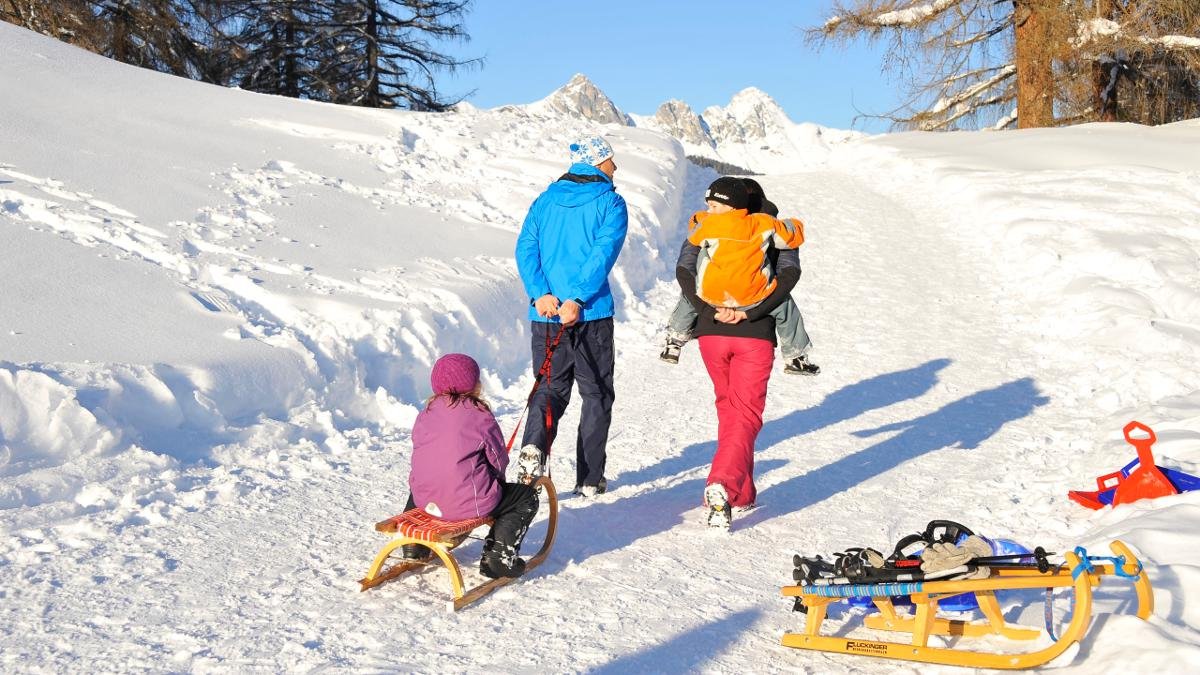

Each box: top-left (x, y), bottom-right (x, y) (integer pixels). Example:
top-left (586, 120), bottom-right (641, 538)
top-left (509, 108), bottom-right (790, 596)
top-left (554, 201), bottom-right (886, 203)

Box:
top-left (3, 21), bottom-right (1200, 673)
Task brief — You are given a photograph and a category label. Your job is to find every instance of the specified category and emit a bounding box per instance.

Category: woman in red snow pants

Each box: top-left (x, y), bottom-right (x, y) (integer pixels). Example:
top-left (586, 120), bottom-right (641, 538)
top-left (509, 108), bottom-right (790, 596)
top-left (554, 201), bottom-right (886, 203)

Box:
top-left (697, 335), bottom-right (776, 506)
top-left (675, 188), bottom-right (801, 523)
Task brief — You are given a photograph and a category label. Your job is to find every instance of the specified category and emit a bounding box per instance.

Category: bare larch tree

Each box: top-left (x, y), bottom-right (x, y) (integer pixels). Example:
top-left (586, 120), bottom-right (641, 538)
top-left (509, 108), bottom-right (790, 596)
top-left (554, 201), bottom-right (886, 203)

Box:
top-left (812, 0), bottom-right (1200, 130)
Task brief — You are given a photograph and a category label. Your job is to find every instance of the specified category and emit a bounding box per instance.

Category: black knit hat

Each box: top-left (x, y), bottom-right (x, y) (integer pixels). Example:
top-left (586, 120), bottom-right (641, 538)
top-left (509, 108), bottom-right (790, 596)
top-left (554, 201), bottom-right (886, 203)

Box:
top-left (705, 177), bottom-right (749, 210)
top-left (741, 178), bottom-right (765, 214)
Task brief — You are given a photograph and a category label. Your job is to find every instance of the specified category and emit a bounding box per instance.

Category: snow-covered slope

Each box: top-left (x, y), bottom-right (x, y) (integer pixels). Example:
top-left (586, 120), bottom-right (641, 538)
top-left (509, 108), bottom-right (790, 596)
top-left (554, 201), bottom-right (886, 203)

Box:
top-left (0, 22), bottom-right (692, 518)
top-left (3, 21), bottom-right (1200, 673)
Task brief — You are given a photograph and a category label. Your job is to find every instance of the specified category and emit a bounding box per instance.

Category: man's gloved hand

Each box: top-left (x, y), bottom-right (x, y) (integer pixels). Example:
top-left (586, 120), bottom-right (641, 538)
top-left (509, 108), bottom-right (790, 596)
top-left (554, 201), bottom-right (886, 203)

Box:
top-left (920, 535), bottom-right (991, 573)
top-left (534, 294), bottom-right (560, 319)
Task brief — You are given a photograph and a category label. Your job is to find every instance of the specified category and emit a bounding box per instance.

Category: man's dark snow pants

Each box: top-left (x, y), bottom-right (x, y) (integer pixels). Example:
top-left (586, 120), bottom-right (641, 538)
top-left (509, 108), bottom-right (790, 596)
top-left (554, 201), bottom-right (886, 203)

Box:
top-left (521, 317), bottom-right (615, 489)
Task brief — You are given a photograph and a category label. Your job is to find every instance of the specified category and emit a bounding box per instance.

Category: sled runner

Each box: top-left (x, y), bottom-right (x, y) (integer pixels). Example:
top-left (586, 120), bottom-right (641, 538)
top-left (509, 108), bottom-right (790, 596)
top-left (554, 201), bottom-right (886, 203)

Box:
top-left (359, 476), bottom-right (559, 611)
top-left (781, 540), bottom-right (1153, 670)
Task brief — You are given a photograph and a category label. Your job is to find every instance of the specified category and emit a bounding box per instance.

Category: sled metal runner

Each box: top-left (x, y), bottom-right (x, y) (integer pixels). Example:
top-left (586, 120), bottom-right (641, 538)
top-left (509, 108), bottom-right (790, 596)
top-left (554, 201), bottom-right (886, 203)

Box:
top-left (359, 477), bottom-right (559, 611)
top-left (780, 540), bottom-right (1153, 670)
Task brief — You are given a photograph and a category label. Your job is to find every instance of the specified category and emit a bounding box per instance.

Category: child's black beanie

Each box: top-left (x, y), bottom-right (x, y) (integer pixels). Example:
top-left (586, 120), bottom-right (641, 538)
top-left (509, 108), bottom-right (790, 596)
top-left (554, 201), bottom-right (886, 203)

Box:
top-left (705, 177), bottom-right (749, 210)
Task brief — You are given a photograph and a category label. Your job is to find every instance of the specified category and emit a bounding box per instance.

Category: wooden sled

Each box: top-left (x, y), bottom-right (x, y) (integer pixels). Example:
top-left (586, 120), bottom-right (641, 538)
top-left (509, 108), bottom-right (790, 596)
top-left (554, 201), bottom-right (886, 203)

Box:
top-left (359, 476), bottom-right (558, 610)
top-left (781, 540), bottom-right (1153, 670)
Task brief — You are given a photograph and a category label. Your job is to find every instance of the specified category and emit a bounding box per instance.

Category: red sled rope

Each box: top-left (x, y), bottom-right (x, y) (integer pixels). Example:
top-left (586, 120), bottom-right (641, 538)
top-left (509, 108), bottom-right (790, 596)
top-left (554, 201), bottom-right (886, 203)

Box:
top-left (505, 324), bottom-right (566, 454)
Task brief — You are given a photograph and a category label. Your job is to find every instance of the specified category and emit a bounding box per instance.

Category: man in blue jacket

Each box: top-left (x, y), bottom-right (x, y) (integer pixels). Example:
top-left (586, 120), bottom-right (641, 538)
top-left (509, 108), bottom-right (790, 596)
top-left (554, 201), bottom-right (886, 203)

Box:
top-left (514, 135), bottom-right (628, 498)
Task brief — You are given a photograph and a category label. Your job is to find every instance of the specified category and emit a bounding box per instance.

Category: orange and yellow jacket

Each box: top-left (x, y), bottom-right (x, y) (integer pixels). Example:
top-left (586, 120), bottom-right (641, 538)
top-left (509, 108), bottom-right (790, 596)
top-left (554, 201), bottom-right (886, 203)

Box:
top-left (686, 209), bottom-right (805, 309)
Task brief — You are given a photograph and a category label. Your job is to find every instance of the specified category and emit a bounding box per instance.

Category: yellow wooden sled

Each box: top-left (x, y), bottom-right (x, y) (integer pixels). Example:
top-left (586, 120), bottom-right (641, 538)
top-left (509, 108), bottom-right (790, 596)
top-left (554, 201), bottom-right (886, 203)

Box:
top-left (360, 476), bottom-right (558, 611)
top-left (781, 540), bottom-right (1153, 669)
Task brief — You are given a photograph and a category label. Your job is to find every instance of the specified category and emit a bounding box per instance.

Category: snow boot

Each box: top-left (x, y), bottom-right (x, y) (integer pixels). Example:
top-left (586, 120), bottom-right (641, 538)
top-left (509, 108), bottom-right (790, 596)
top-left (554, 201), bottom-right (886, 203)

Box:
top-left (574, 477), bottom-right (608, 498)
top-left (833, 547), bottom-right (888, 581)
top-left (400, 543), bottom-right (432, 562)
top-left (516, 444), bottom-right (545, 484)
top-left (792, 554), bottom-right (839, 586)
top-left (479, 539), bottom-right (527, 579)
top-left (659, 338), bottom-right (685, 364)
top-left (784, 354), bottom-right (820, 376)
top-left (704, 483), bottom-right (732, 530)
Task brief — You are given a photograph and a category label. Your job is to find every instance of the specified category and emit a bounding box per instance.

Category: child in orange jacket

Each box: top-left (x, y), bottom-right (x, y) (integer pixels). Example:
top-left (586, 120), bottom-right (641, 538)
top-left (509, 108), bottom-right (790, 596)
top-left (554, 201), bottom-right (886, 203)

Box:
top-left (662, 177), bottom-right (818, 375)
top-left (688, 189), bottom-right (804, 308)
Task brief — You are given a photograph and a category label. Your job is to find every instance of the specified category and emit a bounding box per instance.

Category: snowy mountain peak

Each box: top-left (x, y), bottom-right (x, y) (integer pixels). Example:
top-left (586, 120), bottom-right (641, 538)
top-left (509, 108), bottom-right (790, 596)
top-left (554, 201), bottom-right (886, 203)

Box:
top-left (703, 87), bottom-right (792, 145)
top-left (652, 99), bottom-right (713, 148)
top-left (521, 77), bottom-right (860, 173)
top-left (727, 86), bottom-right (781, 111)
top-left (528, 73), bottom-right (630, 126)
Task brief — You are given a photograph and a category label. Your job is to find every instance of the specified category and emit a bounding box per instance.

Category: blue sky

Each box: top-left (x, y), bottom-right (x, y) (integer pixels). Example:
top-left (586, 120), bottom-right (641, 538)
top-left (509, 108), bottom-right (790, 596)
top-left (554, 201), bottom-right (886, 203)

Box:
top-left (441, 2), bottom-right (901, 132)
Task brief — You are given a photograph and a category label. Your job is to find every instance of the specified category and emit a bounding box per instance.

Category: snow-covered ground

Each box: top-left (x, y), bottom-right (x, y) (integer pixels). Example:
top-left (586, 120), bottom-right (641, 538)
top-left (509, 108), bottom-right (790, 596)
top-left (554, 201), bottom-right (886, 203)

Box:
top-left (3, 21), bottom-right (1200, 673)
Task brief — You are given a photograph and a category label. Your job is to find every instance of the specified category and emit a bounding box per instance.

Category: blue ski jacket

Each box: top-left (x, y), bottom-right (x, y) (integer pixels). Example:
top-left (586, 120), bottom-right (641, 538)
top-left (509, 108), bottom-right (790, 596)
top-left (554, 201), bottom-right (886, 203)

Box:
top-left (515, 163), bottom-right (629, 323)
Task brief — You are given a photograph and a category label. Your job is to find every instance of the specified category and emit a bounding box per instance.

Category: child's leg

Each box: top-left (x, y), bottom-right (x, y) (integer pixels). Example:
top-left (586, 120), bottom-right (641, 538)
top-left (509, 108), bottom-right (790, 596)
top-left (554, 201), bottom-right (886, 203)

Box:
top-left (480, 482), bottom-right (540, 578)
top-left (666, 295), bottom-right (699, 343)
top-left (771, 297), bottom-right (812, 360)
top-left (401, 494), bottom-right (431, 559)
top-left (486, 483), bottom-right (540, 553)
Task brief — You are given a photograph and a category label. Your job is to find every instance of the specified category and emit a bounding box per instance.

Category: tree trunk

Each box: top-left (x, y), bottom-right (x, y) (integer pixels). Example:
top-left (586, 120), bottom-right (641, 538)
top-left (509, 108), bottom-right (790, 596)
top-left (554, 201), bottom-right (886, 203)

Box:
top-left (113, 6), bottom-right (131, 64)
top-left (1092, 0), bottom-right (1119, 121)
top-left (366, 0), bottom-right (380, 107)
top-left (284, 21), bottom-right (298, 98)
top-left (1013, 0), bottom-right (1056, 128)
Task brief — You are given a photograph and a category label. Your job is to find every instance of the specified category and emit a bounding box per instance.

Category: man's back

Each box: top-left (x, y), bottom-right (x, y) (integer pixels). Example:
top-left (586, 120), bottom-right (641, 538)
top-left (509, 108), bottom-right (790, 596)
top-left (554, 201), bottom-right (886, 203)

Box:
top-left (516, 163), bottom-right (628, 323)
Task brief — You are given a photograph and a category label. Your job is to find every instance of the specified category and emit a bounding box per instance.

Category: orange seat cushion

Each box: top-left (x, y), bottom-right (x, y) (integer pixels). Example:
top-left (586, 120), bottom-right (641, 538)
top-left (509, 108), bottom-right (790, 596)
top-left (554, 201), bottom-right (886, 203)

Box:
top-left (375, 509), bottom-right (493, 543)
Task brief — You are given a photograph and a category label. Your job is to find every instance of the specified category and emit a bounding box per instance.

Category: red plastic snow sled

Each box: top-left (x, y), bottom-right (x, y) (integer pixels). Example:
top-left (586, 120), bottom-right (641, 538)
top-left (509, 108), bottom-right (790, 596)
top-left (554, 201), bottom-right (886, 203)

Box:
top-left (1068, 421), bottom-right (1200, 509)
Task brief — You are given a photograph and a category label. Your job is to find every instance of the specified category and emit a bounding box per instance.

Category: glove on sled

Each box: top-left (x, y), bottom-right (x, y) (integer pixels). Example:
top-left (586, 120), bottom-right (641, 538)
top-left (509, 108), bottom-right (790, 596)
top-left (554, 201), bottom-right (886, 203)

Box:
top-left (920, 535), bottom-right (991, 573)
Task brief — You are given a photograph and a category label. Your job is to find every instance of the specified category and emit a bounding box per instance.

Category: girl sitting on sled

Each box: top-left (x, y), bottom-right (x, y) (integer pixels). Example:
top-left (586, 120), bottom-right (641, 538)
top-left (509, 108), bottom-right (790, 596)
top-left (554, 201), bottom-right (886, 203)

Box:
top-left (402, 353), bottom-right (539, 578)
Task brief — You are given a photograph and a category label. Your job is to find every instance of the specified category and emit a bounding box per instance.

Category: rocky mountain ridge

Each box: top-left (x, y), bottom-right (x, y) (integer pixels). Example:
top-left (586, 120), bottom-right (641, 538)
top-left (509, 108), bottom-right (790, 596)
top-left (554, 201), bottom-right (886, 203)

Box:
top-left (516, 74), bottom-right (862, 173)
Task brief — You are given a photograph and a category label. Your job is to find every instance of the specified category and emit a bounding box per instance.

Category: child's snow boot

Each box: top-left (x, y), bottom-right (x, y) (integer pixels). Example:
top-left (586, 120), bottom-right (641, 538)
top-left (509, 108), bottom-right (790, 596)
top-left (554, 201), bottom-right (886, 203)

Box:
top-left (704, 483), bottom-right (732, 530)
top-left (400, 543), bottom-right (432, 561)
top-left (479, 539), bottom-right (527, 579)
top-left (784, 354), bottom-right (820, 376)
top-left (516, 444), bottom-right (545, 484)
top-left (659, 337), bottom-right (685, 364)
top-left (792, 553), bottom-right (838, 585)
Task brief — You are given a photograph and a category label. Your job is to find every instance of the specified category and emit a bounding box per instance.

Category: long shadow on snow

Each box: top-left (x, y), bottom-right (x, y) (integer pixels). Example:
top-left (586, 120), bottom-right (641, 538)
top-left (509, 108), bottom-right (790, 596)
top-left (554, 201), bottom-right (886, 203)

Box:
top-left (740, 377), bottom-right (1050, 529)
top-left (588, 608), bottom-right (762, 674)
top-left (545, 459), bottom-right (788, 566)
top-left (617, 358), bottom-right (953, 491)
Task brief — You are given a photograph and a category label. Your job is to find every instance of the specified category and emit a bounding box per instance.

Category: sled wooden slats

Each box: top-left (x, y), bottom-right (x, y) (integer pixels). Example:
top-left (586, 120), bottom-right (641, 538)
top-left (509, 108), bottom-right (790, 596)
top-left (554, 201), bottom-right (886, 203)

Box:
top-left (359, 477), bottom-right (559, 611)
top-left (374, 511), bottom-right (493, 540)
top-left (780, 540), bottom-right (1153, 670)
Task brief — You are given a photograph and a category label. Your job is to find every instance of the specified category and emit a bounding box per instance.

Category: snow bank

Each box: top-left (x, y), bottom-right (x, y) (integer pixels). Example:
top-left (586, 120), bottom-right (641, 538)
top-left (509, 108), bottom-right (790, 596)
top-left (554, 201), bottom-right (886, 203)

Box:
top-left (0, 22), bottom-right (692, 514)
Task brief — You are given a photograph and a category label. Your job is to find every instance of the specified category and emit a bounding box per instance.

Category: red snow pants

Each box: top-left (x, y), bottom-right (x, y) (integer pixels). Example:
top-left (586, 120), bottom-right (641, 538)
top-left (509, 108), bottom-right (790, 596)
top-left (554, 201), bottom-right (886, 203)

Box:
top-left (698, 335), bottom-right (774, 507)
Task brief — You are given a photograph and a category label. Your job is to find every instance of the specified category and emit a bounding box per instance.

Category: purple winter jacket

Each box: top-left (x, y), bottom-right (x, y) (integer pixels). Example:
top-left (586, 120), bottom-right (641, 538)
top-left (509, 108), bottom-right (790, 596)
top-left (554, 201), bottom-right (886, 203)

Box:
top-left (409, 397), bottom-right (508, 520)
